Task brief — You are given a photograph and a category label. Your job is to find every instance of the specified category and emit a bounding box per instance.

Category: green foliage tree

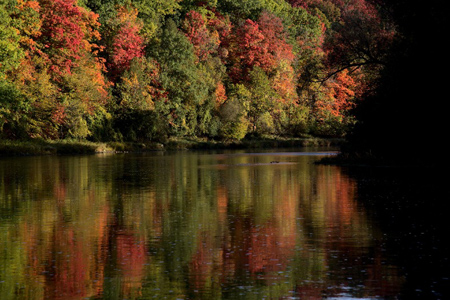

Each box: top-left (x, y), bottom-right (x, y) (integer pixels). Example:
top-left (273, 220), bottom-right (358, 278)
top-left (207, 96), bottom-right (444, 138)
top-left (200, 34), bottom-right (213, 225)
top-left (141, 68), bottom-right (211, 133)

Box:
top-left (219, 84), bottom-right (250, 141)
top-left (217, 0), bottom-right (264, 20)
top-left (134, 0), bottom-right (181, 38)
top-left (11, 56), bottom-right (61, 139)
top-left (60, 53), bottom-right (111, 139)
top-left (113, 57), bottom-right (164, 141)
top-left (180, 8), bottom-right (230, 137)
top-left (0, 1), bottom-right (24, 76)
top-left (247, 67), bottom-right (278, 135)
top-left (148, 18), bottom-right (209, 137)
top-left (0, 81), bottom-right (32, 139)
top-left (0, 1), bottom-right (28, 138)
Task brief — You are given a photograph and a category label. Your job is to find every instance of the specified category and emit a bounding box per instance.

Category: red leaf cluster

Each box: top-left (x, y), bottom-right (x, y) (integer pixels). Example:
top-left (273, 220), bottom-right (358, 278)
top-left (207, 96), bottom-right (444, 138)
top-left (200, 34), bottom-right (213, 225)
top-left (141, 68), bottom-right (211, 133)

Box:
top-left (229, 12), bottom-right (294, 82)
top-left (110, 15), bottom-right (144, 77)
top-left (39, 0), bottom-right (84, 75)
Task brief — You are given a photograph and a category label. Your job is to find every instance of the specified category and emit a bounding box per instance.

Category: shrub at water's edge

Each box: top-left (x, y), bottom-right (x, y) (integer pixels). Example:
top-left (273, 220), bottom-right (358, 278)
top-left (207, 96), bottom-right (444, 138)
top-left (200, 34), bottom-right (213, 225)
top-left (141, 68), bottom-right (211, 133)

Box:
top-left (0, 136), bottom-right (343, 156)
top-left (0, 140), bottom-right (112, 156)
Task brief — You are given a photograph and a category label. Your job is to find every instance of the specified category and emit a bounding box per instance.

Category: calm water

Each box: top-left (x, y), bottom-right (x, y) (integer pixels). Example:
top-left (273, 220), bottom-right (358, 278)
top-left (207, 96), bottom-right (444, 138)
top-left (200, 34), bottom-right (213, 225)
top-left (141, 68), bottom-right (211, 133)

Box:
top-left (0, 149), bottom-right (448, 299)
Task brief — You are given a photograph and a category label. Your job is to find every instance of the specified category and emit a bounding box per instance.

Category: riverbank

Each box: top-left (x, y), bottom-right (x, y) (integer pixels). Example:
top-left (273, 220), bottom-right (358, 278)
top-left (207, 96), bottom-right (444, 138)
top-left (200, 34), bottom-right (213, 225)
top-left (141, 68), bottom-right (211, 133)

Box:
top-left (0, 136), bottom-right (343, 156)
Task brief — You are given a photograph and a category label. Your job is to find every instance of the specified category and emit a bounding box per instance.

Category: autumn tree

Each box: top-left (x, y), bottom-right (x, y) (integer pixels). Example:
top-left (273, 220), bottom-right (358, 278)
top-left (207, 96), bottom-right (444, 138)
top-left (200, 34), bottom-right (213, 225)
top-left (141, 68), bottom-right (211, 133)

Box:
top-left (285, 0), bottom-right (394, 137)
top-left (41, 0), bottom-right (109, 138)
top-left (38, 0), bottom-right (86, 76)
top-left (85, 0), bottom-right (181, 50)
top-left (107, 6), bottom-right (145, 80)
top-left (227, 11), bottom-right (295, 84)
top-left (0, 1), bottom-right (56, 139)
top-left (257, 11), bottom-right (296, 105)
top-left (5, 0), bottom-right (110, 139)
top-left (182, 10), bottom-right (220, 63)
top-left (311, 69), bottom-right (361, 136)
top-left (225, 11), bottom-right (300, 136)
top-left (228, 19), bottom-right (264, 83)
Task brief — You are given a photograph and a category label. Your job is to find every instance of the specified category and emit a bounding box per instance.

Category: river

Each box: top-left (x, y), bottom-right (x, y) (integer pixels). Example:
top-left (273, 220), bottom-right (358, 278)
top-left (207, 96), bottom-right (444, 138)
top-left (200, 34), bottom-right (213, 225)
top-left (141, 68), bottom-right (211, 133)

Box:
top-left (0, 149), bottom-right (448, 299)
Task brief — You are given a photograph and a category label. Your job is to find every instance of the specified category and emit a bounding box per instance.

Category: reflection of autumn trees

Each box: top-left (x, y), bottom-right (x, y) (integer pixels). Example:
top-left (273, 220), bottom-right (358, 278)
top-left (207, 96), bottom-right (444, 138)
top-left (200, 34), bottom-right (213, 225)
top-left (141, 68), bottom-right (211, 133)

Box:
top-left (45, 227), bottom-right (89, 300)
top-left (0, 157), bottom-right (112, 299)
top-left (189, 232), bottom-right (221, 290)
top-left (184, 155), bottom-right (401, 298)
top-left (114, 230), bottom-right (147, 296)
top-left (0, 153), bottom-right (402, 299)
top-left (294, 165), bottom-right (402, 298)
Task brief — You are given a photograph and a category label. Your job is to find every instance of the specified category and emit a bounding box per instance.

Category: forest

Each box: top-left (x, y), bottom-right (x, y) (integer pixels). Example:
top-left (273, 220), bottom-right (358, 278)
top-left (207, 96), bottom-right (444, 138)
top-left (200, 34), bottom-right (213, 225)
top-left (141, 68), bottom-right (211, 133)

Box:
top-left (0, 0), bottom-right (397, 145)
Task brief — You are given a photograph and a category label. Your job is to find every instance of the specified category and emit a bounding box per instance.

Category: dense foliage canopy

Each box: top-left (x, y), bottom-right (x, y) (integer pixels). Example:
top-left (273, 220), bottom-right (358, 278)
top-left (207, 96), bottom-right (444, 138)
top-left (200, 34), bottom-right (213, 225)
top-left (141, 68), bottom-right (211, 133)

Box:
top-left (0, 0), bottom-right (396, 142)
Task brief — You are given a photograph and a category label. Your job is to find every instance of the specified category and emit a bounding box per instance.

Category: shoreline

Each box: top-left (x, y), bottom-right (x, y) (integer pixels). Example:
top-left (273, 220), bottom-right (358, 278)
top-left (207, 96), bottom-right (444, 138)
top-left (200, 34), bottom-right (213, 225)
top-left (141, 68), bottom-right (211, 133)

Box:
top-left (0, 137), bottom-right (343, 157)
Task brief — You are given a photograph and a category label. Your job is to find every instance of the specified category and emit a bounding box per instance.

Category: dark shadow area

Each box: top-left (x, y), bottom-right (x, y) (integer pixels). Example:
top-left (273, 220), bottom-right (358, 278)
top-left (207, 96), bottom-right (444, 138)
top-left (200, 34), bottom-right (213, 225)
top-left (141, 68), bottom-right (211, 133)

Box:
top-left (345, 165), bottom-right (449, 299)
top-left (344, 0), bottom-right (449, 167)
top-left (339, 2), bottom-right (449, 296)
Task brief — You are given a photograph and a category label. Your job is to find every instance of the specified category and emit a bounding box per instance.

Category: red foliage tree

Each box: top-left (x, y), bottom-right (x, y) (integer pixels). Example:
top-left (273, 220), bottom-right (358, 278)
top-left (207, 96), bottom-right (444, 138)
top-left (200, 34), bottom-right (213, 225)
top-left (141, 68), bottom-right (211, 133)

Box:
top-left (229, 19), bottom-right (265, 82)
top-left (257, 11), bottom-right (295, 64)
top-left (183, 10), bottom-right (213, 62)
top-left (109, 8), bottom-right (144, 77)
top-left (109, 7), bottom-right (145, 80)
top-left (38, 0), bottom-right (85, 76)
top-left (228, 12), bottom-right (294, 83)
top-left (182, 9), bottom-right (231, 63)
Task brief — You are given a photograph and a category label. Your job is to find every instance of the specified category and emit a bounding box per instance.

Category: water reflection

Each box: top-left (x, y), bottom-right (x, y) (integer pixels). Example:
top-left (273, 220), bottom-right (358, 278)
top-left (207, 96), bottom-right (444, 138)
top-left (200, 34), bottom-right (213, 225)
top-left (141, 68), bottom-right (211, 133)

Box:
top-left (0, 151), bottom-right (402, 299)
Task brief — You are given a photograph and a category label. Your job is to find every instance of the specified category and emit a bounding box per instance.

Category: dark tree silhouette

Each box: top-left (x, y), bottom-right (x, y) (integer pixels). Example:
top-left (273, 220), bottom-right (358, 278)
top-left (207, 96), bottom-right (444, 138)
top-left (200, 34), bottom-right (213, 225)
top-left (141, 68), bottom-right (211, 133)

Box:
top-left (344, 0), bottom-right (448, 166)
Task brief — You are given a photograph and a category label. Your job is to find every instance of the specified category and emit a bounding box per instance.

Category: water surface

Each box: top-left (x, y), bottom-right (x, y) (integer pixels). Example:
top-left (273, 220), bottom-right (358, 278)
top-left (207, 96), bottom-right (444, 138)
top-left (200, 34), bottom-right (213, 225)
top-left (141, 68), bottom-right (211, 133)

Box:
top-left (0, 149), bottom-right (446, 299)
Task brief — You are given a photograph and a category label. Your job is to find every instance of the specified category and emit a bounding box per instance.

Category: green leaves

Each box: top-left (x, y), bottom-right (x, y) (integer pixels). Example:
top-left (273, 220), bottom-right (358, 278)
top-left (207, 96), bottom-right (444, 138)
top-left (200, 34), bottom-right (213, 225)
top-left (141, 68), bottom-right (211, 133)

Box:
top-left (149, 19), bottom-right (207, 136)
top-left (0, 3), bottom-right (23, 75)
top-left (0, 80), bottom-right (32, 139)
